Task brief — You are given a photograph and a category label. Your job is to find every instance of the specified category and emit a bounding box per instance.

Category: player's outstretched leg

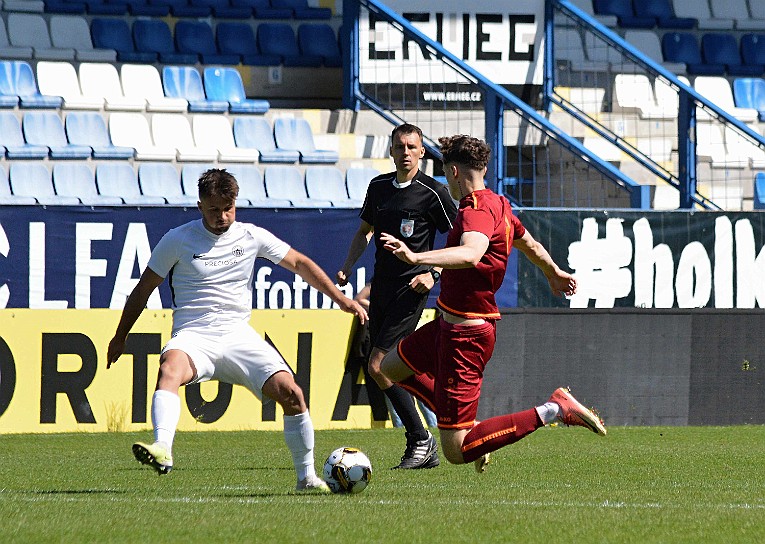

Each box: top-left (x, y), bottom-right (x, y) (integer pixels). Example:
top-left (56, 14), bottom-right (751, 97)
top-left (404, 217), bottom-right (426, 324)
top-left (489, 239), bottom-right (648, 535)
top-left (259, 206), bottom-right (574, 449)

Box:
top-left (474, 453), bottom-right (490, 474)
top-left (132, 442), bottom-right (173, 475)
top-left (549, 387), bottom-right (607, 436)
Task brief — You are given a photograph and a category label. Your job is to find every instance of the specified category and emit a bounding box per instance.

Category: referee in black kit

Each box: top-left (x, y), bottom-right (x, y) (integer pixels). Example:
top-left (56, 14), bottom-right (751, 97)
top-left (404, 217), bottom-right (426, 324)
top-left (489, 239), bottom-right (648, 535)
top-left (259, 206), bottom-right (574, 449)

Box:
top-left (337, 123), bottom-right (457, 469)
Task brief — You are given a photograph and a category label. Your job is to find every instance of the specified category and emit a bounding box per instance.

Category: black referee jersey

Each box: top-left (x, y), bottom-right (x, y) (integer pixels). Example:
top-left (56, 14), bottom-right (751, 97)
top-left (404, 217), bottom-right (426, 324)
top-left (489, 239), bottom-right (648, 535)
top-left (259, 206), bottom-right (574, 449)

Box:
top-left (360, 169), bottom-right (458, 281)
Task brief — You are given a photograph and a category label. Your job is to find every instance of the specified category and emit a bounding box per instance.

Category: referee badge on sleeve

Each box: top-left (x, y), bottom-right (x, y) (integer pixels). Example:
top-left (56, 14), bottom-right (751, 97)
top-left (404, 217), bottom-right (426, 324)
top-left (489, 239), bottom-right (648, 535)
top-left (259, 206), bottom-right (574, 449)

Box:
top-left (400, 218), bottom-right (414, 238)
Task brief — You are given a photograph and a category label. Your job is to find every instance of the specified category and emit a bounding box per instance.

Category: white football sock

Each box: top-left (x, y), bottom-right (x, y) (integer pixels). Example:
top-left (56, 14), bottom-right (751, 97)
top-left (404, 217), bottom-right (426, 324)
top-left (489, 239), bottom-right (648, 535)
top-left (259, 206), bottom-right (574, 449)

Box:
top-left (152, 389), bottom-right (181, 452)
top-left (535, 401), bottom-right (560, 425)
top-left (283, 411), bottom-right (315, 481)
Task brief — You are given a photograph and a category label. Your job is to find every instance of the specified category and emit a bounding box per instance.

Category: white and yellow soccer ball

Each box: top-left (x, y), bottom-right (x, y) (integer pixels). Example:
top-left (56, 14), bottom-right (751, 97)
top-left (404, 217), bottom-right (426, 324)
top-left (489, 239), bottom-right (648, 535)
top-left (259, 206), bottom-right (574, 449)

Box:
top-left (322, 447), bottom-right (372, 494)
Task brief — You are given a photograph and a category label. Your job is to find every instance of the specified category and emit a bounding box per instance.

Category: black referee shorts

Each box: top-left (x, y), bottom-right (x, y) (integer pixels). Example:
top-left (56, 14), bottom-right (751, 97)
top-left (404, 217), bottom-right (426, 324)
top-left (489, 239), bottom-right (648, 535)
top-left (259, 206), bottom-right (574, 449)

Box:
top-left (368, 277), bottom-right (428, 352)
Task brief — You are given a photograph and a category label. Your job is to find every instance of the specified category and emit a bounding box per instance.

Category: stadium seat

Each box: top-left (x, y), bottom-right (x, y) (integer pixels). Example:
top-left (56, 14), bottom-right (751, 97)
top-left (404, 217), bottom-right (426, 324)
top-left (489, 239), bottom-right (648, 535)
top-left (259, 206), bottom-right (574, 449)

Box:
top-left (614, 73), bottom-right (675, 119)
top-left (701, 34), bottom-right (762, 77)
top-left (755, 172), bottom-right (765, 209)
top-left (83, 0), bottom-right (129, 16)
top-left (151, 113), bottom-right (217, 162)
top-left (193, 0), bottom-right (250, 18)
top-left (694, 76), bottom-right (759, 122)
top-left (740, 34), bottom-right (765, 73)
top-left (216, 22), bottom-right (280, 66)
top-left (108, 112), bottom-right (176, 160)
top-left (78, 63), bottom-right (145, 111)
top-left (95, 163), bottom-right (166, 205)
top-left (53, 163), bottom-right (124, 206)
top-left (0, 17), bottom-right (34, 59)
top-left (264, 166), bottom-right (332, 207)
top-left (2, 0), bottom-right (45, 12)
top-left (273, 117), bottom-right (338, 163)
top-left (346, 167), bottom-right (378, 201)
top-left (270, 0), bottom-right (330, 19)
top-left (202, 67), bottom-right (270, 114)
top-left (174, 21), bottom-right (240, 66)
top-left (305, 166), bottom-right (359, 207)
top-left (297, 24), bottom-right (341, 68)
top-left (65, 111), bottom-right (134, 159)
top-left (257, 23), bottom-right (323, 67)
top-left (162, 66), bottom-right (228, 113)
top-left (0, 61), bottom-right (62, 108)
top-left (624, 30), bottom-right (686, 73)
top-left (229, 164), bottom-right (292, 207)
top-left (662, 32), bottom-right (724, 75)
top-left (36, 61), bottom-right (104, 110)
top-left (192, 115), bottom-right (259, 162)
top-left (43, 0), bottom-right (87, 15)
top-left (0, 112), bottom-right (49, 158)
top-left (733, 78), bottom-right (765, 121)
top-left (671, 0), bottom-right (730, 30)
top-left (49, 15), bottom-right (116, 62)
top-left (9, 163), bottom-right (81, 205)
top-left (230, 0), bottom-right (291, 18)
top-left (560, 0), bottom-right (617, 26)
top-left (180, 163), bottom-right (211, 202)
top-left (138, 163), bottom-right (198, 206)
top-left (632, 0), bottom-right (695, 28)
top-left (148, 0), bottom-right (209, 17)
top-left (233, 117), bottom-right (299, 163)
top-left (0, 164), bottom-right (38, 205)
top-left (133, 20), bottom-right (197, 65)
top-left (22, 111), bottom-right (92, 159)
top-left (592, 0), bottom-right (655, 28)
top-left (120, 64), bottom-right (188, 112)
top-left (751, 0), bottom-right (765, 22)
top-left (124, 0), bottom-right (170, 16)
top-left (554, 28), bottom-right (608, 72)
top-left (90, 18), bottom-right (157, 63)
top-left (7, 13), bottom-right (75, 60)
top-left (709, 0), bottom-right (762, 30)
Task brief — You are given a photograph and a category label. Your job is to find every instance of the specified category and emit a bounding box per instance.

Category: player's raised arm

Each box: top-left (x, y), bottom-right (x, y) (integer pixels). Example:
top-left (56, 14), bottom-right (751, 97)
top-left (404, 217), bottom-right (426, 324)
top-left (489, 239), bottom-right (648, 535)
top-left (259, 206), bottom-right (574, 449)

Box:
top-left (512, 230), bottom-right (577, 298)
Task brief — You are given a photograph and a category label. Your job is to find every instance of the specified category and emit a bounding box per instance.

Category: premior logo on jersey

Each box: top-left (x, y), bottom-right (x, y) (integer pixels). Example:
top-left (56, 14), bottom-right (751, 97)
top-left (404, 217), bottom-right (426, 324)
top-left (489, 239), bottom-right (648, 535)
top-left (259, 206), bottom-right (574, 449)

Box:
top-left (232, 245), bottom-right (244, 257)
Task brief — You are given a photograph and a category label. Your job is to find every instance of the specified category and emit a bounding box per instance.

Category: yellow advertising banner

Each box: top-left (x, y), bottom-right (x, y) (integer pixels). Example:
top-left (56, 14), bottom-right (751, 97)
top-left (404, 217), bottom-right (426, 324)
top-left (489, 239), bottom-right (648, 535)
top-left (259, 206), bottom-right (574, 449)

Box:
top-left (0, 310), bottom-right (390, 433)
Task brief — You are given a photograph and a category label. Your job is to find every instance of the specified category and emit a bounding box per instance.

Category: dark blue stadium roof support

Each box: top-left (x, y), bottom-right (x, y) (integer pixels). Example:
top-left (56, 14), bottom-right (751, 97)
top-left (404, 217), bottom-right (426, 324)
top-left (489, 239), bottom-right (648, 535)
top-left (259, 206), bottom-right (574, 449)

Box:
top-left (342, 0), bottom-right (649, 209)
top-left (549, 0), bottom-right (765, 210)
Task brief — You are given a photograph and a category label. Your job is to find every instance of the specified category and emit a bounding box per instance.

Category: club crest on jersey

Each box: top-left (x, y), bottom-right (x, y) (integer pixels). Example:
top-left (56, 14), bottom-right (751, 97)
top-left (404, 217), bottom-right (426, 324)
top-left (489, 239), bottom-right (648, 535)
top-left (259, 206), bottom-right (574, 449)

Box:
top-left (400, 219), bottom-right (414, 238)
top-left (232, 245), bottom-right (244, 257)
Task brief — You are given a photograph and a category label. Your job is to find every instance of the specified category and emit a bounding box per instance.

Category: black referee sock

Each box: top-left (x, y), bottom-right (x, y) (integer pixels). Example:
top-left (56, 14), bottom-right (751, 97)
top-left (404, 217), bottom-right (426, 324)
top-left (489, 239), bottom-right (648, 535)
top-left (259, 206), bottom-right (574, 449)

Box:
top-left (384, 385), bottom-right (428, 443)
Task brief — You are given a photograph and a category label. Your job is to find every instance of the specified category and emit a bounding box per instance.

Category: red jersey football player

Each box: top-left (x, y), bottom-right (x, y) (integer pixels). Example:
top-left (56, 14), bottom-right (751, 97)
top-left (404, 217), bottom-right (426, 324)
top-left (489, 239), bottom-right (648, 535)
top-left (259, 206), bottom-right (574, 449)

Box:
top-left (379, 134), bottom-right (606, 473)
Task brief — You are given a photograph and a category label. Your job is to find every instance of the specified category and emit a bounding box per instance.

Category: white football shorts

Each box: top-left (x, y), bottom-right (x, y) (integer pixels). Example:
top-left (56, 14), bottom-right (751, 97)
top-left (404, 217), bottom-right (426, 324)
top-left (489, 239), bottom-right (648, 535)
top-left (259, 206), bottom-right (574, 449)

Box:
top-left (161, 322), bottom-right (293, 399)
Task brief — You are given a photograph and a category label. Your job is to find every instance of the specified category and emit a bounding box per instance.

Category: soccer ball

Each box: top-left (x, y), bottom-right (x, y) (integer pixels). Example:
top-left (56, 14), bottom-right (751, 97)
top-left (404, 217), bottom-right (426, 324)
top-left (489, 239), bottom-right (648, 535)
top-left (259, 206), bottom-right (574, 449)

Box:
top-left (322, 447), bottom-right (372, 494)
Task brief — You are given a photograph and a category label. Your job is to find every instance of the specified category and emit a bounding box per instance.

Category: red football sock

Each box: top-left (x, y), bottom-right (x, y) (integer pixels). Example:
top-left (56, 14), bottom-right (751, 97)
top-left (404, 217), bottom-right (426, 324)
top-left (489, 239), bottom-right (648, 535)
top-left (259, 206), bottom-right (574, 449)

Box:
top-left (398, 373), bottom-right (437, 414)
top-left (461, 408), bottom-right (543, 463)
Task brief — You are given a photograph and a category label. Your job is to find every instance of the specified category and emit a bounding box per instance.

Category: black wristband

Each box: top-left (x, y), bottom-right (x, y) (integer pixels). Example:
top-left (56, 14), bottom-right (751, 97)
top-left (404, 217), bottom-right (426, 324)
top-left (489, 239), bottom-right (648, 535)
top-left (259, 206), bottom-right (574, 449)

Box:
top-left (429, 268), bottom-right (441, 282)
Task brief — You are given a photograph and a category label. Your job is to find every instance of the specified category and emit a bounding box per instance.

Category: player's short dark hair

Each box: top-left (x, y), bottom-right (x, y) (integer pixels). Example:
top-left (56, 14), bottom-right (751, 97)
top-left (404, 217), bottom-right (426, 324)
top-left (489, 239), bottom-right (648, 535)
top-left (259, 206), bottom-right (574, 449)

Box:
top-left (391, 123), bottom-right (423, 143)
top-left (438, 135), bottom-right (491, 171)
top-left (198, 168), bottom-right (239, 201)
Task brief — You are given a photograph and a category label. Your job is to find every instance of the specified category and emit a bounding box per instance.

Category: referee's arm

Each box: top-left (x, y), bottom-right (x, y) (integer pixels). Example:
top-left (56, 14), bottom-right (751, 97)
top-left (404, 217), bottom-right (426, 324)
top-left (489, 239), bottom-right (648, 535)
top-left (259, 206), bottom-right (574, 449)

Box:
top-left (337, 221), bottom-right (373, 286)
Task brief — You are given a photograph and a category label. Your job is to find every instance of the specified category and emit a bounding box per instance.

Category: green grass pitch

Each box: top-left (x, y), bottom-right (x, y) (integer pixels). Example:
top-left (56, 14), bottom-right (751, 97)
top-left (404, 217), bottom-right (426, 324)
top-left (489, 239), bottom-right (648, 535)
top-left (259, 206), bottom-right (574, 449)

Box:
top-left (1, 426), bottom-right (764, 543)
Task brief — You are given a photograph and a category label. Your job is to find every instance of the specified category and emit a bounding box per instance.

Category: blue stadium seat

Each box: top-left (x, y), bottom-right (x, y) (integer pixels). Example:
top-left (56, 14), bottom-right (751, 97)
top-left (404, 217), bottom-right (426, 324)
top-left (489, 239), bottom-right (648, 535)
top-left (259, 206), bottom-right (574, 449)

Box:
top-left (65, 112), bottom-right (134, 159)
top-left (125, 0), bottom-right (169, 15)
top-left (701, 34), bottom-right (762, 76)
top-left (53, 163), bottom-right (124, 206)
top-left (271, 0), bottom-right (330, 19)
top-left (162, 66), bottom-right (229, 113)
top-left (0, 164), bottom-right (38, 205)
top-left (194, 0), bottom-right (250, 18)
top-left (755, 172), bottom-right (765, 210)
top-left (273, 117), bottom-right (338, 163)
top-left (0, 61), bottom-right (62, 108)
top-left (305, 166), bottom-right (359, 207)
top-left (203, 67), bottom-right (270, 114)
top-left (96, 163), bottom-right (166, 205)
top-left (83, 0), bottom-right (129, 16)
top-left (592, 0), bottom-right (655, 28)
top-left (10, 163), bottom-right (81, 205)
top-left (297, 24), bottom-right (341, 68)
top-left (346, 167), bottom-right (378, 201)
top-left (229, 0), bottom-right (291, 18)
top-left (740, 34), bottom-right (765, 73)
top-left (138, 163), bottom-right (198, 206)
top-left (91, 18), bottom-right (157, 63)
top-left (633, 0), bottom-right (695, 28)
top-left (43, 0), bottom-right (87, 15)
top-left (232, 117), bottom-right (299, 162)
top-left (264, 166), bottom-right (332, 208)
top-left (257, 23), bottom-right (323, 67)
top-left (133, 20), bottom-right (197, 64)
top-left (174, 21), bottom-right (240, 65)
top-left (0, 112), bottom-right (49, 159)
top-left (23, 111), bottom-right (92, 159)
top-left (216, 22), bottom-right (280, 66)
top-left (180, 163), bottom-right (212, 201)
top-left (230, 164), bottom-right (292, 207)
top-left (149, 0), bottom-right (209, 17)
top-left (662, 32), bottom-right (723, 75)
top-left (733, 78), bottom-right (765, 121)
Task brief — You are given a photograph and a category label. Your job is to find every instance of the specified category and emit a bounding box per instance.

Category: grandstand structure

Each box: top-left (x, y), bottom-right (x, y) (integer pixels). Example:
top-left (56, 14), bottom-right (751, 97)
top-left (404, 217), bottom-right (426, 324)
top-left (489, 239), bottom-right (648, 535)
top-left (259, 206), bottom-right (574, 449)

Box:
top-left (0, 0), bottom-right (763, 209)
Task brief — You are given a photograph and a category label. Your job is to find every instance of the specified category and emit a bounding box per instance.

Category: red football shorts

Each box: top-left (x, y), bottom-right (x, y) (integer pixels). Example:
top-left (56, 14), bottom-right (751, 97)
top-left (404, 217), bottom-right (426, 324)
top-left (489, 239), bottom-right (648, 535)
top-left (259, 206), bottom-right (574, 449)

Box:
top-left (397, 317), bottom-right (496, 429)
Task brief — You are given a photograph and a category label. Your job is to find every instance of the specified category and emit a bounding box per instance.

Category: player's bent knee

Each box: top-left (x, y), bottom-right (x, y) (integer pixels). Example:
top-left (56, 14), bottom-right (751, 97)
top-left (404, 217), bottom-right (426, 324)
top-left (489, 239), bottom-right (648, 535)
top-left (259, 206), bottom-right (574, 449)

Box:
top-left (440, 430), bottom-right (467, 465)
top-left (262, 371), bottom-right (306, 415)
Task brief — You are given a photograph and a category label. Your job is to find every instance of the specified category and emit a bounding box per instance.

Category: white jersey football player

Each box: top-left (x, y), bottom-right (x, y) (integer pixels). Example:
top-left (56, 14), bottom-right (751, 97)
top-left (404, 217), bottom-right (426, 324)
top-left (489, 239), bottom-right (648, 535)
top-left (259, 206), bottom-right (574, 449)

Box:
top-left (107, 168), bottom-right (367, 492)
